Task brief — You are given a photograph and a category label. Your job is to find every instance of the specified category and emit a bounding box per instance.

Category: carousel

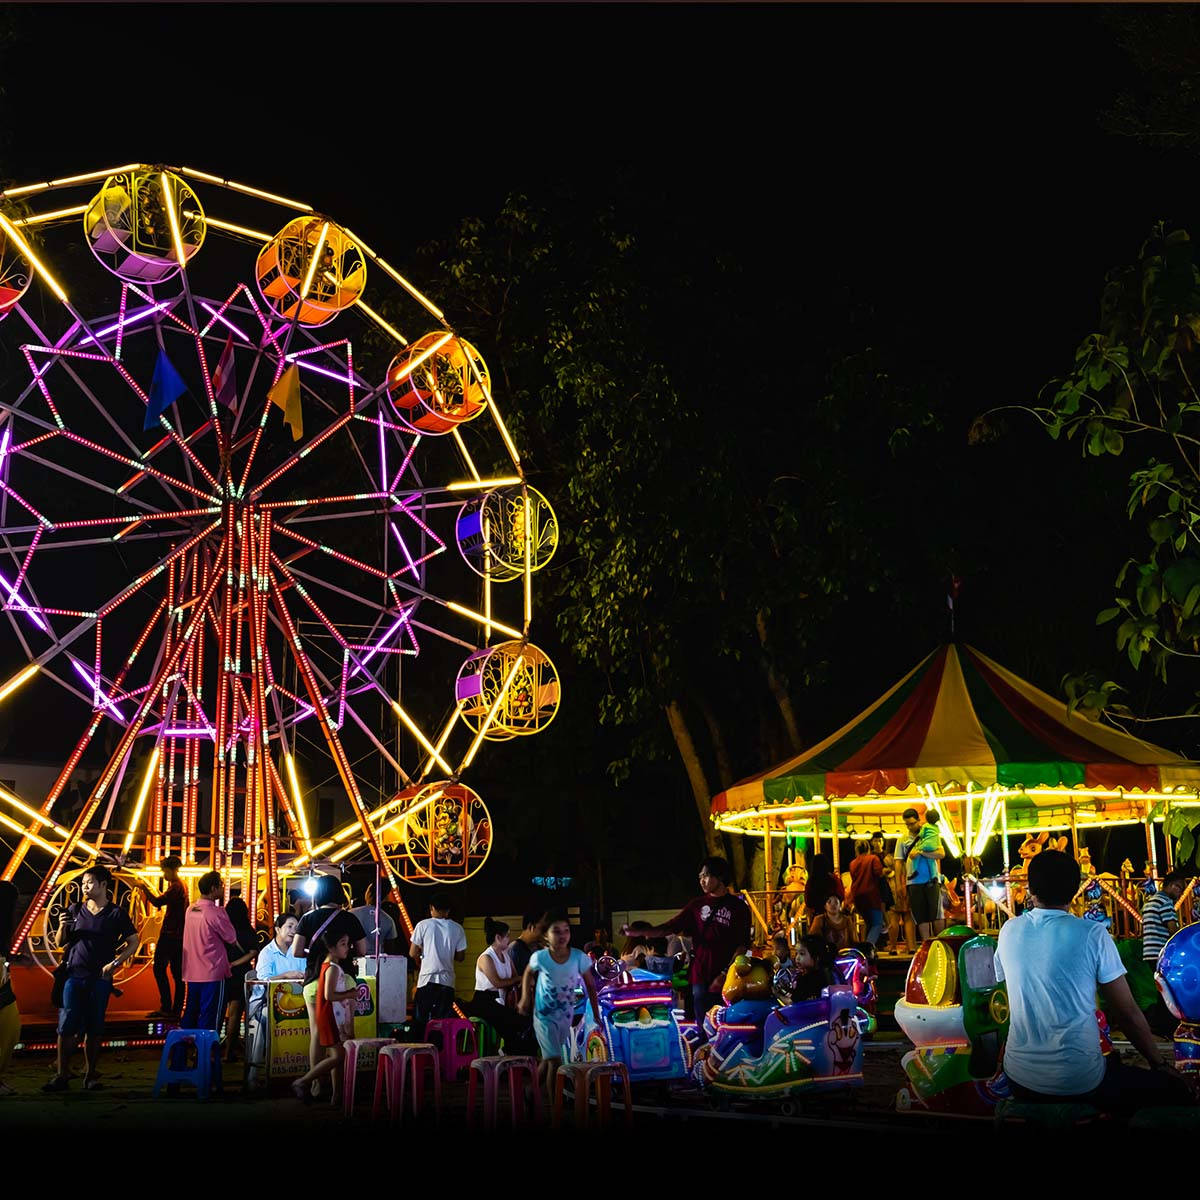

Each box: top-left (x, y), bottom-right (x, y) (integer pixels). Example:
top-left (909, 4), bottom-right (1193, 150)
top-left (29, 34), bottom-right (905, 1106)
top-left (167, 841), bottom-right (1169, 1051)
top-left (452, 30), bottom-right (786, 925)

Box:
top-left (711, 644), bottom-right (1200, 944)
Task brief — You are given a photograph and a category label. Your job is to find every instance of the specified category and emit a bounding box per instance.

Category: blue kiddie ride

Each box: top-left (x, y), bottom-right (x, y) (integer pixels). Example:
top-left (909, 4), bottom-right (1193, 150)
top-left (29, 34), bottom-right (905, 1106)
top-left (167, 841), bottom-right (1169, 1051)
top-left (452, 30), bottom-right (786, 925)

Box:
top-left (564, 955), bottom-right (690, 1082)
top-left (1156, 922), bottom-right (1200, 1075)
top-left (689, 950), bottom-right (875, 1102)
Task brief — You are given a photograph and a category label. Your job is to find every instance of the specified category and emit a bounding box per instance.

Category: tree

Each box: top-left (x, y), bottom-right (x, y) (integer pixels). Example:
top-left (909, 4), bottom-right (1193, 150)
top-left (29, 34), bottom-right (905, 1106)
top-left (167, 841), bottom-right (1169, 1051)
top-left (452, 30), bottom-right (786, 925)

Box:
top-left (982, 222), bottom-right (1200, 863)
top-left (391, 190), bottom-right (942, 877)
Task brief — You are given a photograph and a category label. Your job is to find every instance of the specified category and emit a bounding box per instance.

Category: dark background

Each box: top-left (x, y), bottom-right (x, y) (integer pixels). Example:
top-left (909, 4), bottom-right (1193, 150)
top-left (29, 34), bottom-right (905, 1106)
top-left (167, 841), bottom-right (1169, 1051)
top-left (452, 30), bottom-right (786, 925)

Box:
top-left (0, 5), bottom-right (1196, 917)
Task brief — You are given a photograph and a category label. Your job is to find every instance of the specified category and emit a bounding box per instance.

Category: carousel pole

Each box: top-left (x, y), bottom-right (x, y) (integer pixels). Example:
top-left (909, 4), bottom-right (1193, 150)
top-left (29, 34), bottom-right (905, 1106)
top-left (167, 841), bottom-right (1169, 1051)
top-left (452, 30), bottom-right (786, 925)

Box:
top-left (1069, 800), bottom-right (1080, 863)
top-left (1162, 799), bottom-right (1174, 871)
top-left (964, 791), bottom-right (974, 929)
top-left (830, 805), bottom-right (840, 875)
top-left (1145, 804), bottom-right (1159, 881)
top-left (1001, 792), bottom-right (1012, 921)
top-left (763, 816), bottom-right (773, 931)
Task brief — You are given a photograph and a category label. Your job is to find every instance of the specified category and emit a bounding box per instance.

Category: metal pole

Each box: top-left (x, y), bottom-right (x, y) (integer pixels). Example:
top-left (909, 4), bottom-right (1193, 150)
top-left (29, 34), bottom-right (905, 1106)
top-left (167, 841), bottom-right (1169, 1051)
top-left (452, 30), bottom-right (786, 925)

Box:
top-left (763, 817), bottom-right (773, 932)
top-left (1001, 792), bottom-right (1012, 922)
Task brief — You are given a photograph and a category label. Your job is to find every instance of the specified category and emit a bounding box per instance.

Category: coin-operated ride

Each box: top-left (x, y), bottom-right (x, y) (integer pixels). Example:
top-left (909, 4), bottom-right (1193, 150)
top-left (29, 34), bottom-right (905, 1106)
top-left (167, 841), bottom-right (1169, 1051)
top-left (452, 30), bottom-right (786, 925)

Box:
top-left (690, 951), bottom-right (874, 1101)
top-left (564, 955), bottom-right (690, 1083)
top-left (894, 928), bottom-right (1010, 1116)
top-left (1155, 922), bottom-right (1200, 1074)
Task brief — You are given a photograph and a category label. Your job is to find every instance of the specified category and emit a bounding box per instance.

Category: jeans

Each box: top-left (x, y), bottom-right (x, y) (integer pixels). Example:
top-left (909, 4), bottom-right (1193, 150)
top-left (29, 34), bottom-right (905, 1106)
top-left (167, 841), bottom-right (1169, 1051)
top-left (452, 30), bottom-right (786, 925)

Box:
top-left (692, 984), bottom-right (721, 1023)
top-left (1009, 1053), bottom-right (1192, 1117)
top-left (58, 976), bottom-right (113, 1038)
top-left (171, 979), bottom-right (225, 1070)
top-left (153, 934), bottom-right (183, 1013)
top-left (860, 907), bottom-right (885, 947)
top-left (414, 982), bottom-right (456, 1033)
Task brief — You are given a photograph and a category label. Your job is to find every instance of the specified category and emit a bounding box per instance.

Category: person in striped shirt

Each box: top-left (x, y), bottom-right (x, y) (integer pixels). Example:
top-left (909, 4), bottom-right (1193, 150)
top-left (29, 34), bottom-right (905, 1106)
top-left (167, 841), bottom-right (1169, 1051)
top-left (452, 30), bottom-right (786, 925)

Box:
top-left (1142, 872), bottom-right (1187, 964)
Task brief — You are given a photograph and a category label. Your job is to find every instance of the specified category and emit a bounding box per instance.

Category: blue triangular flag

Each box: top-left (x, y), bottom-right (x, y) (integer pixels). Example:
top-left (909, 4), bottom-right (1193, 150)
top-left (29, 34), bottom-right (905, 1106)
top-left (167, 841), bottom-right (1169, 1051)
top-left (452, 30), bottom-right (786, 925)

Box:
top-left (144, 349), bottom-right (189, 431)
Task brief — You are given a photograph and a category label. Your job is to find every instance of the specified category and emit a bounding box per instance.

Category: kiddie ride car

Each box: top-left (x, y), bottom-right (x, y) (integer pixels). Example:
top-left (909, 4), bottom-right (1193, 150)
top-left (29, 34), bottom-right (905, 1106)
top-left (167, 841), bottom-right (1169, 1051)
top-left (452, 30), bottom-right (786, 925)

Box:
top-left (1155, 921), bottom-right (1200, 1075)
top-left (688, 948), bottom-right (877, 1104)
top-left (564, 955), bottom-right (691, 1083)
top-left (893, 926), bottom-right (1011, 1116)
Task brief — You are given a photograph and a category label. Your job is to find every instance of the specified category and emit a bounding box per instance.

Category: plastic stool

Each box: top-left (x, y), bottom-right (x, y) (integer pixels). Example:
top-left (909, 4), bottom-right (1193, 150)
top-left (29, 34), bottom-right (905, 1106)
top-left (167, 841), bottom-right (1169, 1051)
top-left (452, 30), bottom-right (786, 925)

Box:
top-left (372, 1042), bottom-right (442, 1123)
top-left (153, 1028), bottom-right (224, 1099)
top-left (470, 1015), bottom-right (502, 1056)
top-left (553, 1060), bottom-right (632, 1128)
top-left (424, 1017), bottom-right (478, 1082)
top-left (467, 1054), bottom-right (542, 1129)
top-left (341, 1037), bottom-right (395, 1116)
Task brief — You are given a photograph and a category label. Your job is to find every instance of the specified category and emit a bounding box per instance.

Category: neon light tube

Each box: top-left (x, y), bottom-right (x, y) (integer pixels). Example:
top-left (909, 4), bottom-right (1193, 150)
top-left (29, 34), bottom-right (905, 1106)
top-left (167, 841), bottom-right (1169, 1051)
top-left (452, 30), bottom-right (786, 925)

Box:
top-left (445, 477), bottom-right (522, 492)
top-left (121, 746), bottom-right (161, 855)
top-left (160, 172), bottom-right (187, 268)
top-left (0, 663), bottom-right (38, 703)
top-left (0, 212), bottom-right (67, 303)
top-left (445, 601), bottom-right (522, 640)
top-left (391, 702), bottom-right (453, 773)
top-left (299, 222), bottom-right (329, 302)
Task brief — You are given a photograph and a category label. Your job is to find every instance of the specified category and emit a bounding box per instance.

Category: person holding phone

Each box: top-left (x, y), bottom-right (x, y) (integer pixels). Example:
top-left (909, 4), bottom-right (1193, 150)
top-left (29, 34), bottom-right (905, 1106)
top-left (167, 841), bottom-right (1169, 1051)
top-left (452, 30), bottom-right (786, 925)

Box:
top-left (44, 863), bottom-right (138, 1092)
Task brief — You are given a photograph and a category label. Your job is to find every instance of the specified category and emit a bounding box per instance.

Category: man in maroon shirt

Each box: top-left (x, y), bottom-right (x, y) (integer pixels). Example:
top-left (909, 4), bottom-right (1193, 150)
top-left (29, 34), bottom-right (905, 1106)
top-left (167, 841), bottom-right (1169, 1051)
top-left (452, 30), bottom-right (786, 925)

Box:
top-left (631, 857), bottom-right (751, 1021)
top-left (136, 854), bottom-right (187, 1018)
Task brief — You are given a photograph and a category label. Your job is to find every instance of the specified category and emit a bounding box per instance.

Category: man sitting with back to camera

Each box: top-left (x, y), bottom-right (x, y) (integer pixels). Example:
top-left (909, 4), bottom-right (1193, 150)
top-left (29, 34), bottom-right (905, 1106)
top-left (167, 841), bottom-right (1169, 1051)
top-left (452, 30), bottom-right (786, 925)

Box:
top-left (994, 849), bottom-right (1192, 1117)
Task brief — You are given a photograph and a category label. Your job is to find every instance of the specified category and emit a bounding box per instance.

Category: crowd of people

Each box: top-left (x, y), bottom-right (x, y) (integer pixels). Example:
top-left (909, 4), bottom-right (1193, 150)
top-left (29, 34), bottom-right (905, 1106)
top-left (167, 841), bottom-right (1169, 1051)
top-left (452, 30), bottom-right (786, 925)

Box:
top-left (0, 841), bottom-right (1194, 1122)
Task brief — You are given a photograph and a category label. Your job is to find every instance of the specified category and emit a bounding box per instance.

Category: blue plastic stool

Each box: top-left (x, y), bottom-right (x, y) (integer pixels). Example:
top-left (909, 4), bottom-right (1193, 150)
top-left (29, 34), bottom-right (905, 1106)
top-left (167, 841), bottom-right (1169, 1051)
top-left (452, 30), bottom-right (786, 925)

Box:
top-left (153, 1028), bottom-right (224, 1099)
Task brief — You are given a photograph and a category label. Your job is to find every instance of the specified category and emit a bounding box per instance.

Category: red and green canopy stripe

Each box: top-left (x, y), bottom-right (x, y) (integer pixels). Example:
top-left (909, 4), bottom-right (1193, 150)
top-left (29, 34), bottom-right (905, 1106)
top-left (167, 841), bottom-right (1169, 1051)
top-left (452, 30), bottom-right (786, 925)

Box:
top-left (713, 644), bottom-right (1200, 814)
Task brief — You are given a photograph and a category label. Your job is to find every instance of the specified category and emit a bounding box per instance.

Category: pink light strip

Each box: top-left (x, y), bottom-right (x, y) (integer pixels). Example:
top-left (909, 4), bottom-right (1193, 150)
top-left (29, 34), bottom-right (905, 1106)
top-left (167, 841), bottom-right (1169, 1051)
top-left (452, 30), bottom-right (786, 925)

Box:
top-left (0, 566), bottom-right (47, 630)
top-left (198, 301), bottom-right (251, 343)
top-left (69, 659), bottom-right (127, 721)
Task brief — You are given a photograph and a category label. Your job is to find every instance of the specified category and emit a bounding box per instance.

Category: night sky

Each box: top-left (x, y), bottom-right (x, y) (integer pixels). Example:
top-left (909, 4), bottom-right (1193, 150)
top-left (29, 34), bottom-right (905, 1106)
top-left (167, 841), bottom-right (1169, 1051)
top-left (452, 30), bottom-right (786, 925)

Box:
top-left (1, 5), bottom-right (1197, 900)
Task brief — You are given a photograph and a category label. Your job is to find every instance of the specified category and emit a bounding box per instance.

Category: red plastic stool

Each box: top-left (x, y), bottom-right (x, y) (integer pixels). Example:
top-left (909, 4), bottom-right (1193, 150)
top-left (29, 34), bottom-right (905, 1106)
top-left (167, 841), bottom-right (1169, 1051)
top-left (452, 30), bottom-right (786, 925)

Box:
top-left (341, 1037), bottom-right (395, 1116)
top-left (467, 1054), bottom-right (542, 1129)
top-left (424, 1017), bottom-right (478, 1082)
top-left (553, 1060), bottom-right (632, 1128)
top-left (372, 1042), bottom-right (442, 1124)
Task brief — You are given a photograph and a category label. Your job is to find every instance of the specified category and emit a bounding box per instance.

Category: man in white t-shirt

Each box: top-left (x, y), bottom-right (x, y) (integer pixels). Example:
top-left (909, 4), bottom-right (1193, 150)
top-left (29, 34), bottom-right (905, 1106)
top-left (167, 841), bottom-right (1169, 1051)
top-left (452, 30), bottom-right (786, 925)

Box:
top-left (409, 893), bottom-right (467, 1032)
top-left (995, 850), bottom-right (1189, 1115)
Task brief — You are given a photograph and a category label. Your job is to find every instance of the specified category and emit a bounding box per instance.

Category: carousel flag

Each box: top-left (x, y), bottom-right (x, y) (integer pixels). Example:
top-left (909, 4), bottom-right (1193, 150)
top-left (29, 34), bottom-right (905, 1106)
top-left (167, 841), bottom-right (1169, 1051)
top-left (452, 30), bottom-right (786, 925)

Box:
top-left (268, 363), bottom-right (303, 441)
top-left (144, 348), bottom-right (189, 431)
top-left (212, 334), bottom-right (237, 409)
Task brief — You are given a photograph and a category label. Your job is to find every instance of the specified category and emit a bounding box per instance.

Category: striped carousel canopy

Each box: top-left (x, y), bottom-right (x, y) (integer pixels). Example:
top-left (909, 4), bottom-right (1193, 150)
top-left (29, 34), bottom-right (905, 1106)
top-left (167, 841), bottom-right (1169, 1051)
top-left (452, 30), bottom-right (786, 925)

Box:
top-left (712, 645), bottom-right (1200, 830)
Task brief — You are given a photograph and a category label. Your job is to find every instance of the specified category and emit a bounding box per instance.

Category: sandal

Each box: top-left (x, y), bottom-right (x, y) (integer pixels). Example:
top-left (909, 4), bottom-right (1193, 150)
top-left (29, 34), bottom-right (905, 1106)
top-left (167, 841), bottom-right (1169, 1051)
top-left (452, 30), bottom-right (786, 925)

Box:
top-left (291, 1080), bottom-right (309, 1102)
top-left (0, 1081), bottom-right (16, 1096)
top-left (41, 1075), bottom-right (69, 1093)
top-left (84, 1075), bottom-right (104, 1091)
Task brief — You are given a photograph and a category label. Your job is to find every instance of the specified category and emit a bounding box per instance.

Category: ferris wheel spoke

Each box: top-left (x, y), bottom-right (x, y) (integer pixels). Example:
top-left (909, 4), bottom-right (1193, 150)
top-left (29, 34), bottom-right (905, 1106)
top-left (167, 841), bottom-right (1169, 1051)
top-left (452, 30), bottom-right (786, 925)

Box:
top-left (56, 429), bottom-right (215, 504)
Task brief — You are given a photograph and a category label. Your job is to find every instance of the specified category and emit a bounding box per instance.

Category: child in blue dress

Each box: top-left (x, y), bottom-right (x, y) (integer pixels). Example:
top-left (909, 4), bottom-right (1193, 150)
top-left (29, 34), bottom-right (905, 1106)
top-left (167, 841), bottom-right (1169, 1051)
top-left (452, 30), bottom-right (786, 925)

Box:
top-left (518, 912), bottom-right (601, 1102)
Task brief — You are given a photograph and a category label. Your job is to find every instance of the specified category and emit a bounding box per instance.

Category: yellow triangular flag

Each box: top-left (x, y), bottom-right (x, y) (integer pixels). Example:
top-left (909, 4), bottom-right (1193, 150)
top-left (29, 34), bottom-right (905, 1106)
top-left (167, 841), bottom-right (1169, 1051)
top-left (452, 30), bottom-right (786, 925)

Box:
top-left (268, 364), bottom-right (303, 442)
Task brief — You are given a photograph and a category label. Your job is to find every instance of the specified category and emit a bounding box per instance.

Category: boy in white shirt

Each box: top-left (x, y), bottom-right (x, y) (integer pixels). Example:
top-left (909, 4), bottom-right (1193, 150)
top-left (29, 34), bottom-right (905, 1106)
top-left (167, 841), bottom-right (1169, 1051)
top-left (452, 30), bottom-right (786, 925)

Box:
top-left (995, 850), bottom-right (1190, 1116)
top-left (409, 894), bottom-right (467, 1033)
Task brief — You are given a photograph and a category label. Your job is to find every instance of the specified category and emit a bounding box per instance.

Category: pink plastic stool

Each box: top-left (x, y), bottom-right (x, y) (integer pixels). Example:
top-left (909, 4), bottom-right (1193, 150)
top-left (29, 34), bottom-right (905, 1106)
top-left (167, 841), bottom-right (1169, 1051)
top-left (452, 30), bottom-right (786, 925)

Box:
top-left (424, 1017), bottom-right (478, 1082)
top-left (341, 1038), bottom-right (395, 1116)
top-left (372, 1042), bottom-right (442, 1124)
top-left (467, 1054), bottom-right (542, 1129)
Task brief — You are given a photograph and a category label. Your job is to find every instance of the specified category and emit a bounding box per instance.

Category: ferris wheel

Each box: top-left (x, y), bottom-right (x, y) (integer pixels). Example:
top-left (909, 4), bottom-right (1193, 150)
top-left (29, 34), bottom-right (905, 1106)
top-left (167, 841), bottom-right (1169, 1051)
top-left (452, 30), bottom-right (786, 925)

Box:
top-left (0, 163), bottom-right (561, 956)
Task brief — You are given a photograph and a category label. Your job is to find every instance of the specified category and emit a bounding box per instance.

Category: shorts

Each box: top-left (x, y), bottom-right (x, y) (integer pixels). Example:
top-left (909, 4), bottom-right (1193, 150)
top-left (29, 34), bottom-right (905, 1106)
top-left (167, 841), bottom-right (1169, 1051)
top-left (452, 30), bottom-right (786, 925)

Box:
top-left (533, 1011), bottom-right (572, 1060)
top-left (58, 976), bottom-right (113, 1038)
top-left (909, 881), bottom-right (942, 927)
